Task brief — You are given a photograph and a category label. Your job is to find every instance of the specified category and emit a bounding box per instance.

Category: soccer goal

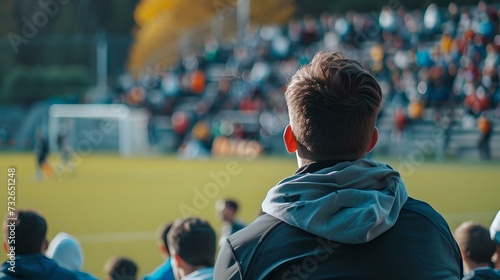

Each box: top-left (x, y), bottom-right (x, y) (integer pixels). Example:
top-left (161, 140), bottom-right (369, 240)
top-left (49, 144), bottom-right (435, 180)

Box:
top-left (48, 104), bottom-right (150, 157)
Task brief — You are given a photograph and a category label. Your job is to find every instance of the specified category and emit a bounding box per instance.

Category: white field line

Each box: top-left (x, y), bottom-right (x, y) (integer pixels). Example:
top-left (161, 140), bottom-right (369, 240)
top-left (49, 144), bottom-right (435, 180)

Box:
top-left (76, 230), bottom-right (156, 243)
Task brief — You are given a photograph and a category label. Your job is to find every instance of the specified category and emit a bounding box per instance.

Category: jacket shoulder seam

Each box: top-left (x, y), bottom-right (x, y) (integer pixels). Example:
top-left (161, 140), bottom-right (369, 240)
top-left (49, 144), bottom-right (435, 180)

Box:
top-left (402, 200), bottom-right (460, 258)
top-left (226, 238), bottom-right (244, 280)
top-left (243, 216), bottom-right (284, 278)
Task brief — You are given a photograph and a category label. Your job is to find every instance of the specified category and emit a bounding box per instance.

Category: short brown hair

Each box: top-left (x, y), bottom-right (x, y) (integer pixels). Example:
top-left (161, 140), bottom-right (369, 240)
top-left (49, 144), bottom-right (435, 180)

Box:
top-left (454, 221), bottom-right (496, 264)
top-left (285, 51), bottom-right (382, 159)
top-left (167, 217), bottom-right (216, 267)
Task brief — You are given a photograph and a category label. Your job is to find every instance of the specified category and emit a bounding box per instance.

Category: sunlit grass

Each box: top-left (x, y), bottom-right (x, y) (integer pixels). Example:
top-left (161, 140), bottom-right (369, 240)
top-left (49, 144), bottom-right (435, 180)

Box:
top-left (0, 153), bottom-right (498, 278)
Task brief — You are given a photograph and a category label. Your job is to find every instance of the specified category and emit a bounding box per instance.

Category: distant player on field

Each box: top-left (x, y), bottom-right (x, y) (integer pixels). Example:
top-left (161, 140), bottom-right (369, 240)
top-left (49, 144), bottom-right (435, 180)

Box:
top-left (35, 132), bottom-right (53, 181)
top-left (56, 124), bottom-right (74, 176)
top-left (216, 199), bottom-right (246, 247)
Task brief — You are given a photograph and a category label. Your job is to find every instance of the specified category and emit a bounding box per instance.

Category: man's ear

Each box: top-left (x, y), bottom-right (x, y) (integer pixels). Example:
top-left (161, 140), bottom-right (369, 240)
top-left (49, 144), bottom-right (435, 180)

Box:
top-left (159, 244), bottom-right (170, 258)
top-left (283, 125), bottom-right (297, 154)
top-left (462, 249), bottom-right (471, 262)
top-left (41, 239), bottom-right (48, 253)
top-left (366, 127), bottom-right (379, 153)
top-left (173, 253), bottom-right (185, 268)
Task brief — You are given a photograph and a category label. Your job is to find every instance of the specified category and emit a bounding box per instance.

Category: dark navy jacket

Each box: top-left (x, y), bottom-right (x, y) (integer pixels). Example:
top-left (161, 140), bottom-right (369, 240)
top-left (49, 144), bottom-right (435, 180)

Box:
top-left (215, 197), bottom-right (462, 279)
top-left (463, 267), bottom-right (500, 280)
top-left (0, 254), bottom-right (78, 280)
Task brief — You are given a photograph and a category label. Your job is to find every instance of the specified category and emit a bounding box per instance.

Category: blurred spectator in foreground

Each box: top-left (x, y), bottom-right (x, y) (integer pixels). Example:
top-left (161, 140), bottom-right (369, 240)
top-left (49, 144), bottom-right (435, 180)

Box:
top-left (454, 221), bottom-right (500, 279)
top-left (216, 199), bottom-right (246, 247)
top-left (491, 211), bottom-right (500, 269)
top-left (46, 232), bottom-right (98, 280)
top-left (477, 114), bottom-right (493, 160)
top-left (0, 210), bottom-right (78, 280)
top-left (143, 223), bottom-right (175, 280)
top-left (104, 256), bottom-right (138, 280)
top-left (167, 218), bottom-right (215, 280)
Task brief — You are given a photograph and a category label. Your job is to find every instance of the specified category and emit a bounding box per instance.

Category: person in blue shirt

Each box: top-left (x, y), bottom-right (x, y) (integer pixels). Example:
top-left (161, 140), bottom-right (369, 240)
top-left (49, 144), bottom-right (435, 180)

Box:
top-left (143, 223), bottom-right (175, 280)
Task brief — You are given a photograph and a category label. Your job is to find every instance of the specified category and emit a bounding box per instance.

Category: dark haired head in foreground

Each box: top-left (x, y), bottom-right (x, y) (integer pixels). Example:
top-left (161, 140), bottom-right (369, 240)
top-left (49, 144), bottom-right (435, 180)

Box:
top-left (104, 256), bottom-right (138, 280)
top-left (0, 210), bottom-right (78, 280)
top-left (214, 52), bottom-right (463, 279)
top-left (168, 217), bottom-right (215, 280)
top-left (455, 221), bottom-right (500, 279)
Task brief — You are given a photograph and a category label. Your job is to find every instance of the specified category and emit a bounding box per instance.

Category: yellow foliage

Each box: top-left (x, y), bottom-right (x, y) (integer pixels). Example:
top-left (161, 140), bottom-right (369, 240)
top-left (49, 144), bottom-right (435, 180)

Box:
top-left (134, 0), bottom-right (178, 27)
top-left (251, 0), bottom-right (295, 25)
top-left (128, 16), bottom-right (178, 75)
top-left (128, 0), bottom-right (295, 76)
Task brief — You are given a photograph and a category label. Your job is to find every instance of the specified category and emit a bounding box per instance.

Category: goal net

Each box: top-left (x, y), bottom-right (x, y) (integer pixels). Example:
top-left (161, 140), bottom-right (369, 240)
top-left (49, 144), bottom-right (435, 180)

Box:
top-left (48, 104), bottom-right (150, 157)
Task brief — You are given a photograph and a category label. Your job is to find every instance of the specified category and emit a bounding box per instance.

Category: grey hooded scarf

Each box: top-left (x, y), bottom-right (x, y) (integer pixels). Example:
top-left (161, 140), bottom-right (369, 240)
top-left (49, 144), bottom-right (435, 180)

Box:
top-left (262, 158), bottom-right (408, 244)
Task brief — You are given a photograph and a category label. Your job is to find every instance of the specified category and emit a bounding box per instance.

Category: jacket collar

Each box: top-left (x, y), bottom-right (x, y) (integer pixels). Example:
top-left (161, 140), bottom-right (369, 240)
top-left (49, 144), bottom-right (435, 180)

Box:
top-left (295, 159), bottom-right (357, 174)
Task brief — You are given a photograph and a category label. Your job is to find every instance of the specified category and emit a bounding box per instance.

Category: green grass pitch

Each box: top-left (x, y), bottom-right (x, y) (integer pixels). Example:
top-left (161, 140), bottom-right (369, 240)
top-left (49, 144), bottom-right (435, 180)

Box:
top-left (0, 153), bottom-right (499, 278)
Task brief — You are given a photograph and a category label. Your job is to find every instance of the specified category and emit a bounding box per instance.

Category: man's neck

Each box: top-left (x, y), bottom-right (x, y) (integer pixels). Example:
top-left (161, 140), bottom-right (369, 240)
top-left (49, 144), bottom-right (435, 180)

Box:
top-left (184, 265), bottom-right (209, 277)
top-left (465, 261), bottom-right (493, 274)
top-left (495, 249), bottom-right (500, 269)
top-left (296, 156), bottom-right (312, 167)
top-left (296, 154), bottom-right (363, 168)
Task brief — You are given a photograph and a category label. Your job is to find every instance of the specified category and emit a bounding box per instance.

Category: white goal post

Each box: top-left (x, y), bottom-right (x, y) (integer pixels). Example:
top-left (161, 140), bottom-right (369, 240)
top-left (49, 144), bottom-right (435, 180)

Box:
top-left (49, 104), bottom-right (150, 156)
